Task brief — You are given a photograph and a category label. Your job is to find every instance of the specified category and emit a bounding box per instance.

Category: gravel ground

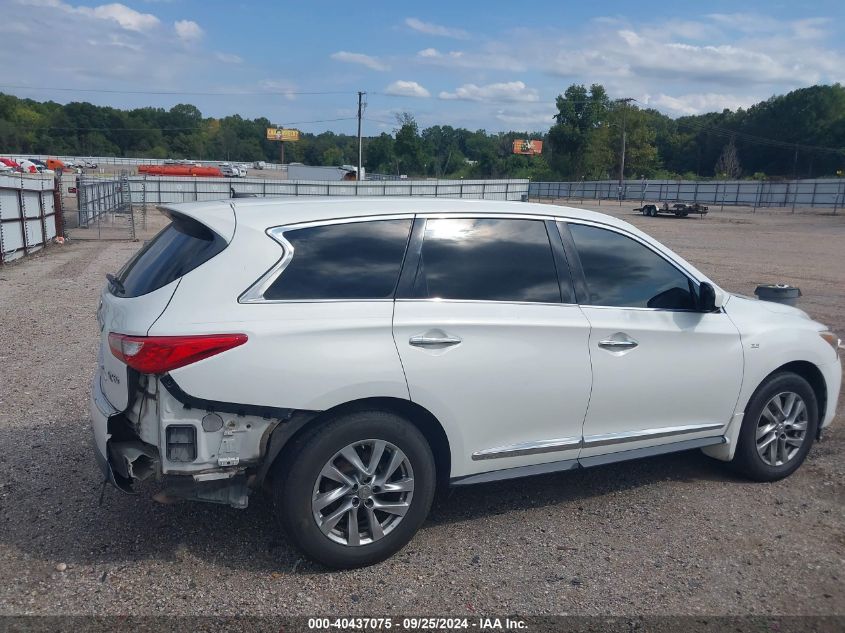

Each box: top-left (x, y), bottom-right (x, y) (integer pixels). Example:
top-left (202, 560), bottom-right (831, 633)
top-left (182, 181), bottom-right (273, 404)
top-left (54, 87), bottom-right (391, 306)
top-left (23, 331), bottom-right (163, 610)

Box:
top-left (0, 203), bottom-right (842, 616)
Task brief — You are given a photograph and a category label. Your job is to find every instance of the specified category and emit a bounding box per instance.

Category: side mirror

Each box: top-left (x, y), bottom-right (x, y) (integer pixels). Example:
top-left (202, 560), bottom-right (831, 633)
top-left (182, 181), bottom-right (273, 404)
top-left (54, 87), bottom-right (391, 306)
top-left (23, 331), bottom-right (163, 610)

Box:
top-left (699, 282), bottom-right (718, 312)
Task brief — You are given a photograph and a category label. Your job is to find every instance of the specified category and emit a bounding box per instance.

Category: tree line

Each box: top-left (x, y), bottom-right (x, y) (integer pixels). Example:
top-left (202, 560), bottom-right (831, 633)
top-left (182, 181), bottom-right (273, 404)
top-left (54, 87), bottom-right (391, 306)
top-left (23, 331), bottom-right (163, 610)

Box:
top-left (1, 83), bottom-right (843, 180)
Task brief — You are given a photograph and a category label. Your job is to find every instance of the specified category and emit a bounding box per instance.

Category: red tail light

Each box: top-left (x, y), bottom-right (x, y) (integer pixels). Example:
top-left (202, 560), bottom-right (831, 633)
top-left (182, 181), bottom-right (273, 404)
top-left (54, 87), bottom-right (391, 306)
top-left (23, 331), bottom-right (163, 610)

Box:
top-left (108, 333), bottom-right (247, 374)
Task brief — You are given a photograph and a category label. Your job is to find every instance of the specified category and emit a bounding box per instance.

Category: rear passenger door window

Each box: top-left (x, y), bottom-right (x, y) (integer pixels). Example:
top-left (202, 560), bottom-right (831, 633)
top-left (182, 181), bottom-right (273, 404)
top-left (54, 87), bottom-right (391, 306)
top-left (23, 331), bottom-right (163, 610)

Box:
top-left (566, 223), bottom-right (695, 310)
top-left (264, 218), bottom-right (412, 300)
top-left (409, 218), bottom-right (565, 303)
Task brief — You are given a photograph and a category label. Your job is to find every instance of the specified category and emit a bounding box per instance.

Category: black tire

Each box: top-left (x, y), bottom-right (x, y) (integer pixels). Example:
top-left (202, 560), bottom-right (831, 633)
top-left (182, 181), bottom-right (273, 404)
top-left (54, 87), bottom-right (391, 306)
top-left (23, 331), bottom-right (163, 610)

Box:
top-left (731, 372), bottom-right (818, 482)
top-left (273, 410), bottom-right (436, 569)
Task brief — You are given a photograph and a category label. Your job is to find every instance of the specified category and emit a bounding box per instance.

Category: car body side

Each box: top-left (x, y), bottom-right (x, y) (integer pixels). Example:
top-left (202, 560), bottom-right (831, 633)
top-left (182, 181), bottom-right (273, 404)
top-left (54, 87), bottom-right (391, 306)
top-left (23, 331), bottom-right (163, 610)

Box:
top-left (92, 198), bottom-right (841, 495)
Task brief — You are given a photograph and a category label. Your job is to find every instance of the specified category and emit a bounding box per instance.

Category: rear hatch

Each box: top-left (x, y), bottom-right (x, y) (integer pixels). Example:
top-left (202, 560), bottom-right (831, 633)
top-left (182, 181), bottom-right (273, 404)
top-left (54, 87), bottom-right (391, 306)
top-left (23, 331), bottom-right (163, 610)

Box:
top-left (97, 206), bottom-right (232, 411)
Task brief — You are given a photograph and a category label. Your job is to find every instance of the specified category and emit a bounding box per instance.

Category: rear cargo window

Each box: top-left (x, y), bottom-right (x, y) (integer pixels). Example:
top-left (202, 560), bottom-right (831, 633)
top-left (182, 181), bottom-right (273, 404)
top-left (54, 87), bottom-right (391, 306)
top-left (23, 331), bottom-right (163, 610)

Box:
top-left (264, 219), bottom-right (412, 300)
top-left (112, 213), bottom-right (227, 298)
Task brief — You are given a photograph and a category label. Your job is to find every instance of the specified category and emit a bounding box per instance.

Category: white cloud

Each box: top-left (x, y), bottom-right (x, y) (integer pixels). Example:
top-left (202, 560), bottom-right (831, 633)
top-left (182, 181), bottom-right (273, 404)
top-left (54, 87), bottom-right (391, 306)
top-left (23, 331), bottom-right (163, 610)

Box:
top-left (330, 51), bottom-right (389, 71)
top-left (384, 80), bottom-right (430, 98)
top-left (545, 23), bottom-right (842, 90)
top-left (215, 52), bottom-right (243, 64)
top-left (405, 17), bottom-right (469, 40)
top-left (494, 109), bottom-right (556, 128)
top-left (258, 79), bottom-right (298, 101)
top-left (25, 1), bottom-right (162, 31)
top-left (439, 81), bottom-right (539, 103)
top-left (4, 0), bottom-right (184, 86)
top-left (174, 19), bottom-right (203, 42)
top-left (415, 46), bottom-right (524, 72)
top-left (791, 17), bottom-right (831, 40)
top-left (642, 93), bottom-right (758, 116)
top-left (705, 12), bottom-right (784, 34)
top-left (84, 3), bottom-right (159, 31)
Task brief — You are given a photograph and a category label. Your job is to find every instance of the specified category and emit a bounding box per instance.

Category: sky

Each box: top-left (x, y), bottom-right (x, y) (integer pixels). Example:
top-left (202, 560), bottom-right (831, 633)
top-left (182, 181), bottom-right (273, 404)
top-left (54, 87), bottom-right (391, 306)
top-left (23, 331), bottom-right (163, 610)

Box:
top-left (2, 0), bottom-right (844, 135)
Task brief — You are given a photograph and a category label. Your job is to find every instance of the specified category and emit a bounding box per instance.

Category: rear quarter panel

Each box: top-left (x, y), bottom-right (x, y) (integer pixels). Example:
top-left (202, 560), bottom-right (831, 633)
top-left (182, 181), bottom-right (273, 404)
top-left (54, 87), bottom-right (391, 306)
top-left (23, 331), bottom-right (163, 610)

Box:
top-left (147, 223), bottom-right (409, 410)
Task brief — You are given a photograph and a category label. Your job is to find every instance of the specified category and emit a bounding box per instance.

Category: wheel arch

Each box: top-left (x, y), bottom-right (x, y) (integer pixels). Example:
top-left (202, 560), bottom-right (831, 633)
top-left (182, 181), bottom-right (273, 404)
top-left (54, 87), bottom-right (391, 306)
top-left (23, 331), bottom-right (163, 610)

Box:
top-left (765, 360), bottom-right (827, 438)
top-left (260, 397), bottom-right (452, 489)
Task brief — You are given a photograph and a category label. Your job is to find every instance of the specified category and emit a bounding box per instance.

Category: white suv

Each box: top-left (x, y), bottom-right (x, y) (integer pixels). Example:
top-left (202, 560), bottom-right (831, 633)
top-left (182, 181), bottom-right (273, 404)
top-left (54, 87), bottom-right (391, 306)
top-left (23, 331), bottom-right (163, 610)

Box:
top-left (91, 198), bottom-right (841, 568)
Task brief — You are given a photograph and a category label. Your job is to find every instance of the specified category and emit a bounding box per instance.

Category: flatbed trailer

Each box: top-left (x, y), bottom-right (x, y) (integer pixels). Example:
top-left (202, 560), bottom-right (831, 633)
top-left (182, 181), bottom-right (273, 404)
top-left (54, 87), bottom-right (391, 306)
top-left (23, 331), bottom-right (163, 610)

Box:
top-left (634, 202), bottom-right (708, 217)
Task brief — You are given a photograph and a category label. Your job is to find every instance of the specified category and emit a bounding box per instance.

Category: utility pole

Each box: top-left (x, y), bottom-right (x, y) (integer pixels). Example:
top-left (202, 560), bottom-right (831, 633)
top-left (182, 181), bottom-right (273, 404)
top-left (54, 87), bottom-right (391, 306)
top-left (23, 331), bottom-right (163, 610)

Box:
top-left (357, 91), bottom-right (366, 181)
top-left (617, 98), bottom-right (634, 196)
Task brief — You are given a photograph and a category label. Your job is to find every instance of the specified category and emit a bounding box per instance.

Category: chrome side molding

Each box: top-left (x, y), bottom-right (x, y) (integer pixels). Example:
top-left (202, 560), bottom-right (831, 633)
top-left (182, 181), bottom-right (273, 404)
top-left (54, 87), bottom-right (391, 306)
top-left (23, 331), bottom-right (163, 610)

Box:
top-left (582, 422), bottom-right (725, 448)
top-left (454, 436), bottom-right (727, 486)
top-left (471, 436), bottom-right (582, 461)
top-left (471, 422), bottom-right (726, 461)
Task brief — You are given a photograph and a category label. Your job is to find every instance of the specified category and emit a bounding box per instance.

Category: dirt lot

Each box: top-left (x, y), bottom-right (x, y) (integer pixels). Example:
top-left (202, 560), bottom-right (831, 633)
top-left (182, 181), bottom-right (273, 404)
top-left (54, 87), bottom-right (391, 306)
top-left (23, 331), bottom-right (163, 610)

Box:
top-left (0, 203), bottom-right (842, 616)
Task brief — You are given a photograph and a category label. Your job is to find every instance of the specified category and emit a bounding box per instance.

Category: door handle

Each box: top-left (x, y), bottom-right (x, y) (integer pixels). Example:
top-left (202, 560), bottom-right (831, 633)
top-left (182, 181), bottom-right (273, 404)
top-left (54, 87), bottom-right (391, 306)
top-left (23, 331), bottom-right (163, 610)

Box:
top-left (409, 333), bottom-right (462, 347)
top-left (598, 337), bottom-right (638, 350)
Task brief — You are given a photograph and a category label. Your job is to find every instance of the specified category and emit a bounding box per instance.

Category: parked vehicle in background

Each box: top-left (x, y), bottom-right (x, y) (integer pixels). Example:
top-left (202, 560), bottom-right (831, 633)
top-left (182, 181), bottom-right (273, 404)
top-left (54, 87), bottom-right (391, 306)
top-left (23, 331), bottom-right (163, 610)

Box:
top-left (636, 202), bottom-right (709, 218)
top-left (253, 161), bottom-right (267, 170)
top-left (17, 159), bottom-right (41, 174)
top-left (46, 158), bottom-right (66, 170)
top-left (84, 160), bottom-right (98, 169)
top-left (1, 158), bottom-right (22, 172)
top-left (219, 164), bottom-right (238, 178)
top-left (91, 198), bottom-right (841, 569)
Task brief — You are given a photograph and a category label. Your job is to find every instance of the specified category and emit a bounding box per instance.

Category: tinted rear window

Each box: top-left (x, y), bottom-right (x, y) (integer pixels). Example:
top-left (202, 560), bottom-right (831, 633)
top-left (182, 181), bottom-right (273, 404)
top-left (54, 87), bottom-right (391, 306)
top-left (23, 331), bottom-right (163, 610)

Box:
top-left (113, 214), bottom-right (227, 298)
top-left (264, 219), bottom-right (412, 300)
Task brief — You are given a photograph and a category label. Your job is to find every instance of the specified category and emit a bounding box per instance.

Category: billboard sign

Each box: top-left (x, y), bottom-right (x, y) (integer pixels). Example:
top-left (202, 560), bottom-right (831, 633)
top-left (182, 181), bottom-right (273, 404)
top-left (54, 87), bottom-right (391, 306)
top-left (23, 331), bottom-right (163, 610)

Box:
top-left (266, 128), bottom-right (301, 142)
top-left (512, 139), bottom-right (543, 155)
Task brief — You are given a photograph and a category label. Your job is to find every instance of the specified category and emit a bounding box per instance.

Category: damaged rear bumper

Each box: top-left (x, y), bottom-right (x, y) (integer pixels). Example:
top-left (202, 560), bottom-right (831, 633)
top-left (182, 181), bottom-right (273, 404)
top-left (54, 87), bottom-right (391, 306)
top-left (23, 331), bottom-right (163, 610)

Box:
top-left (90, 371), bottom-right (300, 508)
top-left (90, 375), bottom-right (136, 494)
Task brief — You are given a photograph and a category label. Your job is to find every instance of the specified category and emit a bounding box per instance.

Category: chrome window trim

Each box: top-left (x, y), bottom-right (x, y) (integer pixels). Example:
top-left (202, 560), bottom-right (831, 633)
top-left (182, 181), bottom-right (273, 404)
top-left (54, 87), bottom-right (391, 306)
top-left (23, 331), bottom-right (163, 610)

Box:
top-left (472, 436), bottom-right (582, 461)
top-left (582, 422), bottom-right (725, 448)
top-left (238, 214), bottom-right (415, 304)
top-left (555, 216), bottom-right (700, 281)
top-left (395, 298), bottom-right (579, 307)
top-left (416, 212), bottom-right (556, 221)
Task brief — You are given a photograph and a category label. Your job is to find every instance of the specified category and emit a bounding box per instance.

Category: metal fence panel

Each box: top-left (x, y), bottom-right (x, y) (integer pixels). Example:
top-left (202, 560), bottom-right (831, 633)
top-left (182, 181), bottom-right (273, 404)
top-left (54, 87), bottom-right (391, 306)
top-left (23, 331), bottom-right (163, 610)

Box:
top-left (528, 178), bottom-right (844, 210)
top-left (125, 176), bottom-right (529, 204)
top-left (0, 174), bottom-right (58, 263)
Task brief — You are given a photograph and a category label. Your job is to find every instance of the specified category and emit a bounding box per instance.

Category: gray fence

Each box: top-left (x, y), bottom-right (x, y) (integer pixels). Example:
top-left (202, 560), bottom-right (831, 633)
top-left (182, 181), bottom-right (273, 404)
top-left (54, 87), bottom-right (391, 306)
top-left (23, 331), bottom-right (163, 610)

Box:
top-left (75, 174), bottom-right (137, 239)
top-left (74, 176), bottom-right (528, 239)
top-left (128, 177), bottom-right (529, 206)
top-left (529, 178), bottom-right (845, 212)
top-left (0, 173), bottom-right (60, 263)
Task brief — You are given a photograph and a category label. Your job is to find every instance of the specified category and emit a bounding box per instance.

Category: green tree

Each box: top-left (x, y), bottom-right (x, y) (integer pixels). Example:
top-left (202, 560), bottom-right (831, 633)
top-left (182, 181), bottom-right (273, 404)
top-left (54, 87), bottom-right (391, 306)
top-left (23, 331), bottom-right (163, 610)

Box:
top-left (394, 113), bottom-right (427, 175)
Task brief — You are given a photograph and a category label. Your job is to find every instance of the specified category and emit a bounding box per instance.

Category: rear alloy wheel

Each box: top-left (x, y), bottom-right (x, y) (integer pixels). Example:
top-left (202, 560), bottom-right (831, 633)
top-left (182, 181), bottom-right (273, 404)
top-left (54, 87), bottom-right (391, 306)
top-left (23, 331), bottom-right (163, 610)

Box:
top-left (274, 410), bottom-right (435, 568)
top-left (731, 372), bottom-right (818, 481)
top-left (312, 439), bottom-right (415, 546)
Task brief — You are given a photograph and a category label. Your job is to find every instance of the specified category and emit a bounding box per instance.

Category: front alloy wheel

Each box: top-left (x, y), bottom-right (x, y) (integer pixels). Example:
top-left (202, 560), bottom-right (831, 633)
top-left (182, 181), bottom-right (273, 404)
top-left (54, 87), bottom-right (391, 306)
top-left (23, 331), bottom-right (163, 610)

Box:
top-left (312, 439), bottom-right (414, 546)
top-left (732, 371), bottom-right (818, 482)
top-left (755, 392), bottom-right (808, 467)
